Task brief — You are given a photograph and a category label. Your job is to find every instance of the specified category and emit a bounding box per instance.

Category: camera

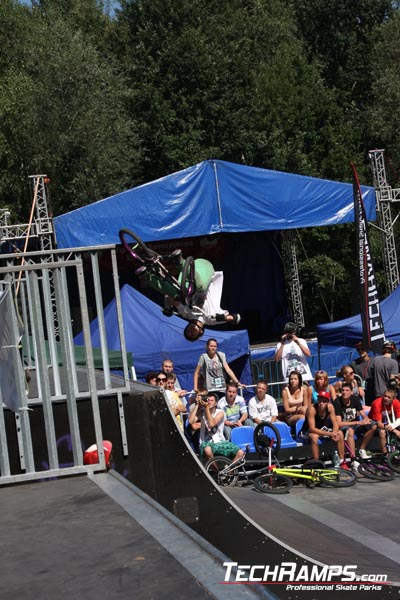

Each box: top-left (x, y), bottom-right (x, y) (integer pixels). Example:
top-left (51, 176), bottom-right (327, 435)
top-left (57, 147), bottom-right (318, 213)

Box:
top-left (389, 377), bottom-right (397, 390)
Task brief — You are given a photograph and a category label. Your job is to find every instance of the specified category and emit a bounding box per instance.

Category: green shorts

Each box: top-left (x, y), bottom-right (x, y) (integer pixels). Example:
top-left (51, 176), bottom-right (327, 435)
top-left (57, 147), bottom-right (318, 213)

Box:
top-left (200, 440), bottom-right (240, 458)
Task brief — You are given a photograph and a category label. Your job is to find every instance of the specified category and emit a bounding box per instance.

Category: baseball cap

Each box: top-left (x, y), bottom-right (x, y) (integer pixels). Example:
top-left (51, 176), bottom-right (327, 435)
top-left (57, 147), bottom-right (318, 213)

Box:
top-left (83, 440), bottom-right (113, 467)
top-left (383, 340), bottom-right (396, 351)
top-left (317, 391), bottom-right (331, 401)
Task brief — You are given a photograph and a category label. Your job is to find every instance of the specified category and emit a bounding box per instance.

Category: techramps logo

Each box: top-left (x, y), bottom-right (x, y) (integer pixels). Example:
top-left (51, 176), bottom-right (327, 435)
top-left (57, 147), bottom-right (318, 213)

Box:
top-left (221, 561), bottom-right (388, 593)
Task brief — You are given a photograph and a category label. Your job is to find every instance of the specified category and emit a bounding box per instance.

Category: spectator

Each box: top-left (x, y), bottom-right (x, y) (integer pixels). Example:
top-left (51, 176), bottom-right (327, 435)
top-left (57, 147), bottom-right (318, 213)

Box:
top-left (188, 391), bottom-right (245, 462)
top-left (368, 388), bottom-right (400, 455)
top-left (145, 371), bottom-right (158, 385)
top-left (248, 380), bottom-right (278, 426)
top-left (308, 370), bottom-right (336, 405)
top-left (337, 365), bottom-right (365, 403)
top-left (186, 389), bottom-right (207, 452)
top-left (217, 381), bottom-right (251, 440)
top-left (372, 340), bottom-right (399, 398)
top-left (351, 342), bottom-right (375, 405)
top-left (274, 322), bottom-right (312, 383)
top-left (155, 372), bottom-right (167, 389)
top-left (333, 382), bottom-right (376, 459)
top-left (301, 391), bottom-right (346, 466)
top-left (165, 374), bottom-right (187, 431)
top-left (282, 370), bottom-right (309, 429)
top-left (162, 359), bottom-right (182, 390)
top-left (193, 338), bottom-right (240, 398)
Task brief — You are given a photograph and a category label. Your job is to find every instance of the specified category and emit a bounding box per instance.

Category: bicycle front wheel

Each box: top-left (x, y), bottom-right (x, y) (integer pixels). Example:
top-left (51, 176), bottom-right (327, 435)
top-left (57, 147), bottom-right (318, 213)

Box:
top-left (180, 256), bottom-right (196, 305)
top-left (319, 468), bottom-right (356, 487)
top-left (357, 462), bottom-right (395, 481)
top-left (254, 422), bottom-right (281, 456)
top-left (119, 228), bottom-right (157, 262)
top-left (254, 473), bottom-right (293, 494)
top-left (387, 450), bottom-right (400, 474)
top-left (205, 456), bottom-right (239, 487)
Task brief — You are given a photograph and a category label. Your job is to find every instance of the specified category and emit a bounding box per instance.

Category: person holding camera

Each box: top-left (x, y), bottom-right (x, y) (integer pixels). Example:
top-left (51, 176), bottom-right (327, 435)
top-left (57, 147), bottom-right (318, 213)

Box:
top-left (274, 322), bottom-right (312, 383)
top-left (188, 391), bottom-right (244, 462)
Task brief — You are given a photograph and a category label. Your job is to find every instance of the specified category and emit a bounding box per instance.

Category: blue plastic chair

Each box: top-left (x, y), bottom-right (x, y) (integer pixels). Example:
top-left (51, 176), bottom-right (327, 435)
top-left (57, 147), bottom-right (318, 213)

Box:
top-left (273, 421), bottom-right (297, 448)
top-left (231, 426), bottom-right (256, 452)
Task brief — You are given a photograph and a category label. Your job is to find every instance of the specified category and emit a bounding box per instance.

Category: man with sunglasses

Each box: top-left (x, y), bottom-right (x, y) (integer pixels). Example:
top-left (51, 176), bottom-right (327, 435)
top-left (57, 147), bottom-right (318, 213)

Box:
top-left (351, 342), bottom-right (375, 404)
top-left (368, 388), bottom-right (400, 454)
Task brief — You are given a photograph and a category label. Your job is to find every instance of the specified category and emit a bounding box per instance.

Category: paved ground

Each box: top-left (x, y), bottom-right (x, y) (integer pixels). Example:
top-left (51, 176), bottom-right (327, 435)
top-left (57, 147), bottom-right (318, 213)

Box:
top-left (0, 473), bottom-right (262, 600)
top-left (225, 474), bottom-right (400, 585)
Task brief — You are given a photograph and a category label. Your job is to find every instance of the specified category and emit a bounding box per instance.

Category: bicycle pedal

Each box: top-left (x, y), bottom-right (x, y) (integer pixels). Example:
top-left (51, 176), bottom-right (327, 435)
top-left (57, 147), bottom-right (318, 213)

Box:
top-left (135, 265), bottom-right (147, 275)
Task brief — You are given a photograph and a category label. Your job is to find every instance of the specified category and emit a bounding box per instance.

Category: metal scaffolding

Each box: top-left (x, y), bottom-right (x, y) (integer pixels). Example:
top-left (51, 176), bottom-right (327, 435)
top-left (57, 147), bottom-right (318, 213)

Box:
top-left (368, 150), bottom-right (400, 295)
top-left (281, 229), bottom-right (305, 329)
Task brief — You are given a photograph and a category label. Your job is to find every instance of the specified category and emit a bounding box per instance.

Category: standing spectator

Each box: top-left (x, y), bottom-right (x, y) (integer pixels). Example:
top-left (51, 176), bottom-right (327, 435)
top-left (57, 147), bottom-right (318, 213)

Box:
top-left (274, 322), bottom-right (312, 383)
top-left (372, 340), bottom-right (399, 398)
top-left (368, 388), bottom-right (400, 454)
top-left (248, 380), bottom-right (278, 425)
top-left (145, 371), bottom-right (158, 385)
top-left (351, 342), bottom-right (375, 405)
top-left (333, 382), bottom-right (376, 458)
top-left (282, 370), bottom-right (309, 429)
top-left (193, 338), bottom-right (240, 397)
top-left (217, 382), bottom-right (251, 440)
top-left (162, 358), bottom-right (182, 391)
top-left (188, 392), bottom-right (244, 462)
top-left (308, 370), bottom-right (336, 404)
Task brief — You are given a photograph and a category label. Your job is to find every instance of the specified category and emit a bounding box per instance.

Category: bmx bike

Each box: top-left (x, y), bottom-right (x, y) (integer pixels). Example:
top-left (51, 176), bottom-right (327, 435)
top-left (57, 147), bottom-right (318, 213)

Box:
top-left (119, 228), bottom-right (196, 306)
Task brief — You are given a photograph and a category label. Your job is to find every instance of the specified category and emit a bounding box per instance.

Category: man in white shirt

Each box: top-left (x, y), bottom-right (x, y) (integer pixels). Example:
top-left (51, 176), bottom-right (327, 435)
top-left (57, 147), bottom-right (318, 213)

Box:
top-left (248, 380), bottom-right (278, 426)
top-left (274, 322), bottom-right (312, 382)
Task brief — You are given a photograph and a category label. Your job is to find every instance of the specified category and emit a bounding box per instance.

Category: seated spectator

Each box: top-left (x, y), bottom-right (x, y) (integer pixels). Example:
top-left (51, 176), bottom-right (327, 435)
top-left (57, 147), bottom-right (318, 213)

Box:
top-left (333, 382), bottom-right (376, 459)
top-left (155, 371), bottom-right (167, 388)
top-left (368, 388), bottom-right (400, 455)
top-left (337, 365), bottom-right (365, 404)
top-left (308, 370), bottom-right (336, 404)
top-left (282, 370), bottom-right (309, 429)
top-left (217, 381), bottom-right (251, 440)
top-left (188, 392), bottom-right (244, 462)
top-left (248, 380), bottom-right (278, 426)
top-left (165, 374), bottom-right (187, 431)
top-left (145, 371), bottom-right (158, 385)
top-left (301, 391), bottom-right (347, 467)
top-left (186, 388), bottom-right (207, 452)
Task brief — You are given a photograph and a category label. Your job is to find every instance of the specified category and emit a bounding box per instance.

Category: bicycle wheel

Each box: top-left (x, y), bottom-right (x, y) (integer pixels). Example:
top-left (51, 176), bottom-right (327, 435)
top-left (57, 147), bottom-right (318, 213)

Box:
top-left (319, 468), bottom-right (356, 487)
top-left (254, 422), bottom-right (281, 456)
top-left (254, 473), bottom-right (293, 494)
top-left (357, 462), bottom-right (395, 481)
top-left (180, 256), bottom-right (196, 305)
top-left (119, 228), bottom-right (157, 262)
top-left (387, 450), bottom-right (400, 474)
top-left (205, 456), bottom-right (239, 487)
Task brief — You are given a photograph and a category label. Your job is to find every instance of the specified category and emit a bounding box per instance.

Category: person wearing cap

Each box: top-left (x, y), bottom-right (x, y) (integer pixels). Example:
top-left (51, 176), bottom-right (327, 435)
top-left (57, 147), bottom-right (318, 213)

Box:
top-left (351, 342), bottom-right (375, 404)
top-left (372, 340), bottom-right (399, 398)
top-left (274, 322), bottom-right (312, 383)
top-left (368, 388), bottom-right (400, 454)
top-left (83, 440), bottom-right (113, 470)
top-left (333, 382), bottom-right (376, 459)
top-left (301, 390), bottom-right (346, 465)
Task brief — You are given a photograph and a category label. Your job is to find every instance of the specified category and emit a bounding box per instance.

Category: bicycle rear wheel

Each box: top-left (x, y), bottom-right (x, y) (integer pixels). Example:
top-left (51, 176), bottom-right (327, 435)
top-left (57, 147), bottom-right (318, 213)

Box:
top-left (387, 450), bottom-right (400, 474)
top-left (205, 456), bottom-right (239, 487)
top-left (357, 462), bottom-right (395, 481)
top-left (254, 422), bottom-right (281, 456)
top-left (119, 228), bottom-right (157, 262)
top-left (180, 256), bottom-right (196, 305)
top-left (254, 473), bottom-right (293, 494)
top-left (319, 468), bottom-right (356, 487)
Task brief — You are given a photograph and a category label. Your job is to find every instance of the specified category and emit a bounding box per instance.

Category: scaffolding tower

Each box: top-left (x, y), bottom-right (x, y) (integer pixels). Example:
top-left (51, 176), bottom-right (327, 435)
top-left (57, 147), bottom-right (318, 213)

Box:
top-left (281, 229), bottom-right (305, 329)
top-left (368, 150), bottom-right (400, 295)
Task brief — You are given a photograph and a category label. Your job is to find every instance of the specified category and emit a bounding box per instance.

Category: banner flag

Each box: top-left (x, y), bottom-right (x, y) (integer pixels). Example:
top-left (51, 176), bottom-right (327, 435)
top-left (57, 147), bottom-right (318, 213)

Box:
top-left (351, 162), bottom-right (385, 353)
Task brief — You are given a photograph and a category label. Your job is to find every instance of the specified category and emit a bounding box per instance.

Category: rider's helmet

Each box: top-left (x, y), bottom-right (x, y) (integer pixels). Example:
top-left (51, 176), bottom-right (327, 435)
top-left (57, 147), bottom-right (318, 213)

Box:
top-left (183, 320), bottom-right (205, 342)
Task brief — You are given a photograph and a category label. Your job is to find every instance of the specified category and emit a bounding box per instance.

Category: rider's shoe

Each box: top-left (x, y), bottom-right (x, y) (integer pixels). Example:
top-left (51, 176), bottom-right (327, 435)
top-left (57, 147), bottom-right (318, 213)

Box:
top-left (232, 313), bottom-right (241, 325)
top-left (165, 249), bottom-right (183, 264)
top-left (135, 265), bottom-right (147, 275)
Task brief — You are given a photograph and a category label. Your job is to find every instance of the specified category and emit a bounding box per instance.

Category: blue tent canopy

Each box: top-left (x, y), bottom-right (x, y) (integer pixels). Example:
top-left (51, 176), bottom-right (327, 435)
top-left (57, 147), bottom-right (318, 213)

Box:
top-left (317, 284), bottom-right (400, 349)
top-left (54, 160), bottom-right (376, 248)
top-left (75, 284), bottom-right (251, 391)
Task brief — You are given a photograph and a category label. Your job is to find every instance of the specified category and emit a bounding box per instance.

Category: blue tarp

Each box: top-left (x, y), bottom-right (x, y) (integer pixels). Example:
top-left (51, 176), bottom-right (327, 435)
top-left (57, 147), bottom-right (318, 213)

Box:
top-left (54, 160), bottom-right (376, 248)
top-left (317, 284), bottom-right (400, 349)
top-left (75, 284), bottom-right (251, 392)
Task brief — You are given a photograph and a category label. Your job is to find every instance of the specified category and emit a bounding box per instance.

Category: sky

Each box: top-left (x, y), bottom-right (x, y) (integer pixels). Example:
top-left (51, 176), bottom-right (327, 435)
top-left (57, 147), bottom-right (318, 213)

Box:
top-left (18, 1), bottom-right (121, 17)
